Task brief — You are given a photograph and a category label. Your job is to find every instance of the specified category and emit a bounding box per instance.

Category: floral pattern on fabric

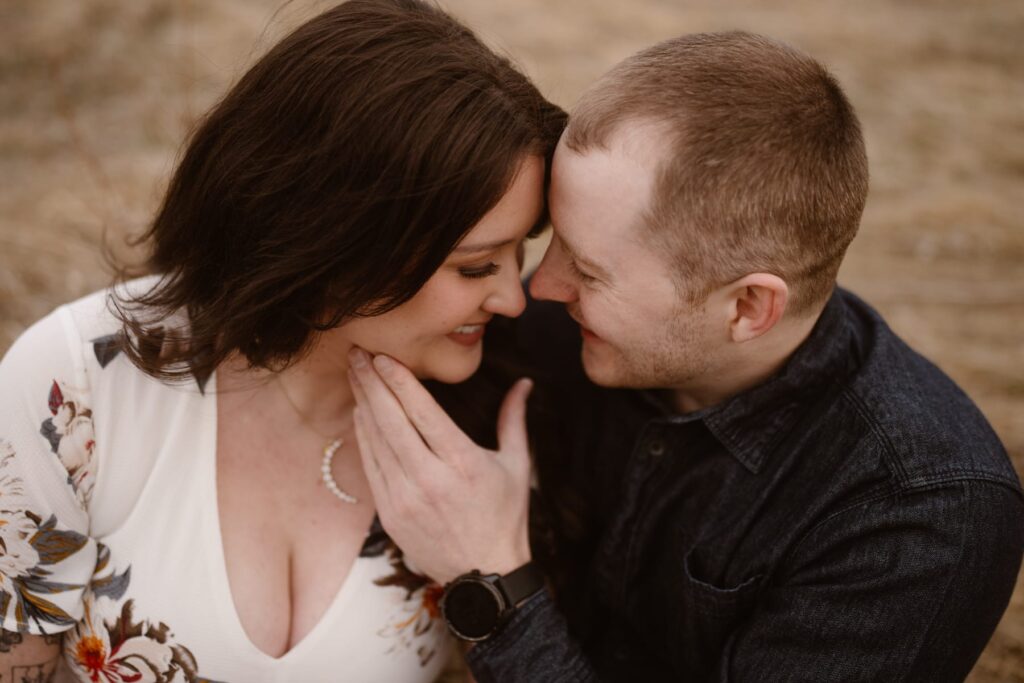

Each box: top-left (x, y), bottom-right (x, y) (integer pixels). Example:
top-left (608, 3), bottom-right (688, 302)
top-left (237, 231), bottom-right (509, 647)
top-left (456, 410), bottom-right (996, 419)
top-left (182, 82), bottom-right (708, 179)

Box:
top-left (0, 441), bottom-right (90, 633)
top-left (361, 517), bottom-right (445, 667)
top-left (38, 380), bottom-right (97, 503)
top-left (63, 548), bottom-right (224, 683)
top-left (64, 598), bottom-right (225, 683)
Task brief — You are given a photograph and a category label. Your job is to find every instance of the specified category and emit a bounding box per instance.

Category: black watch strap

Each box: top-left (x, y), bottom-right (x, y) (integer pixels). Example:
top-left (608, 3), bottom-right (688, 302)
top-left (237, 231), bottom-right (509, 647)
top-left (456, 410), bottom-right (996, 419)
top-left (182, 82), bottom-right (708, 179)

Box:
top-left (497, 561), bottom-right (544, 607)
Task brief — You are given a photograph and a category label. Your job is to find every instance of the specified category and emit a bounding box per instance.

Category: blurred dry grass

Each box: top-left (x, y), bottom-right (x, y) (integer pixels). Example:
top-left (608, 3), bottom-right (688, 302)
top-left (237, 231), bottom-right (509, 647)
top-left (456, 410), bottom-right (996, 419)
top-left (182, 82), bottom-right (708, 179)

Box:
top-left (1, 0), bottom-right (1022, 678)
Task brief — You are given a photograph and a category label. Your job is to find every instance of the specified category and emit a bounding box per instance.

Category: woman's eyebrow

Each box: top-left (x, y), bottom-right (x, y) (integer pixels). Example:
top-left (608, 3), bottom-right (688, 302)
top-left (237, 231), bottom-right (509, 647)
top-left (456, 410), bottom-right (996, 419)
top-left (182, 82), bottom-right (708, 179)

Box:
top-left (452, 238), bottom-right (515, 254)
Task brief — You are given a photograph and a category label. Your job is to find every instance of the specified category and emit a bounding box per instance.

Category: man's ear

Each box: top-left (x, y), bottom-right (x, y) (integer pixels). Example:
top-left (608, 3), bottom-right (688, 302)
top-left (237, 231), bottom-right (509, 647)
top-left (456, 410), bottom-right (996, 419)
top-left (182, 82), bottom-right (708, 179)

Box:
top-left (727, 273), bottom-right (788, 343)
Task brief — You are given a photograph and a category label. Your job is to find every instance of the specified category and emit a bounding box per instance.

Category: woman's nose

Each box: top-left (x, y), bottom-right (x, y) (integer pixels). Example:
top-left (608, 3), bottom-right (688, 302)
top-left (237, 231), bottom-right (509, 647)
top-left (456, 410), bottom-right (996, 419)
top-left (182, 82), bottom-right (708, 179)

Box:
top-left (484, 265), bottom-right (527, 318)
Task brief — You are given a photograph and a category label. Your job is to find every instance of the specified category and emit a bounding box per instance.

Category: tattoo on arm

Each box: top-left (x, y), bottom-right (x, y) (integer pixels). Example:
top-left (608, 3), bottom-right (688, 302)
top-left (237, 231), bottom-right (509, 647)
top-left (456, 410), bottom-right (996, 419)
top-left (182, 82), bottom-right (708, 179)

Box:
top-left (0, 629), bottom-right (61, 683)
top-left (0, 630), bottom-right (22, 654)
top-left (11, 662), bottom-right (58, 683)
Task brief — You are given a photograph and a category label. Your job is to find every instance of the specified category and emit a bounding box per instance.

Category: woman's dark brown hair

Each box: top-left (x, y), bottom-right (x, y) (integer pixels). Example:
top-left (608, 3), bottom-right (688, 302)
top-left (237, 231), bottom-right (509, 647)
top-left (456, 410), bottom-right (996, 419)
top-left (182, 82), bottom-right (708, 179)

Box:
top-left (111, 0), bottom-right (566, 383)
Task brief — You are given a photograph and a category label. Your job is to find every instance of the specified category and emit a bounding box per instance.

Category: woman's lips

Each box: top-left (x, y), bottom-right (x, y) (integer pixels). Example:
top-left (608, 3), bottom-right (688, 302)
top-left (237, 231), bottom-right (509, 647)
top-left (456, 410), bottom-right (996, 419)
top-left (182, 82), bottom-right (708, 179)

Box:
top-left (447, 324), bottom-right (485, 346)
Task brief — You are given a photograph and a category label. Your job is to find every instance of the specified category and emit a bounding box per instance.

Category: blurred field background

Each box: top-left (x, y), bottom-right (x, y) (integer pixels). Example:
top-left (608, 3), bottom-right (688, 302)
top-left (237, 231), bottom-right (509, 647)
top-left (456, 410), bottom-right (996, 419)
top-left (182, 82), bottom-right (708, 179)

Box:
top-left (1, 0), bottom-right (1022, 678)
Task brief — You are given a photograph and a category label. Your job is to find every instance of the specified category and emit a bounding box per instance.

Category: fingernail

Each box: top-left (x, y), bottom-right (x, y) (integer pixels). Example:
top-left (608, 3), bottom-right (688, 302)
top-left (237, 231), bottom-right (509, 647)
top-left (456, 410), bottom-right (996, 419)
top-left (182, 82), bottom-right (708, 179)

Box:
top-left (349, 348), bottom-right (367, 368)
top-left (373, 355), bottom-right (393, 373)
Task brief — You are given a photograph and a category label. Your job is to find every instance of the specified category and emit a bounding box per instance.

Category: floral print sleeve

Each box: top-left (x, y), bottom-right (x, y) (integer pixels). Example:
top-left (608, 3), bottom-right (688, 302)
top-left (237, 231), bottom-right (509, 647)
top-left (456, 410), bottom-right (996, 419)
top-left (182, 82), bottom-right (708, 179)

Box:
top-left (0, 308), bottom-right (99, 635)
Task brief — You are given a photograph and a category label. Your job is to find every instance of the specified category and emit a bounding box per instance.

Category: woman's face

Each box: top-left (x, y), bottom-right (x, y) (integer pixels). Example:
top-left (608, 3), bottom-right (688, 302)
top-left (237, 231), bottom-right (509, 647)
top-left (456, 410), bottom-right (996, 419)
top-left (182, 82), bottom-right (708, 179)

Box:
top-left (339, 155), bottom-right (546, 383)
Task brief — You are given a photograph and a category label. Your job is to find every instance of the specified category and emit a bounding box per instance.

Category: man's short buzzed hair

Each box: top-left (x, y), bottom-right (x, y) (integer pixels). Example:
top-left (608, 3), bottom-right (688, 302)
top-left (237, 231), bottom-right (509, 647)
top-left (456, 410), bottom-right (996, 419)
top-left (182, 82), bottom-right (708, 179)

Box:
top-left (566, 31), bottom-right (869, 315)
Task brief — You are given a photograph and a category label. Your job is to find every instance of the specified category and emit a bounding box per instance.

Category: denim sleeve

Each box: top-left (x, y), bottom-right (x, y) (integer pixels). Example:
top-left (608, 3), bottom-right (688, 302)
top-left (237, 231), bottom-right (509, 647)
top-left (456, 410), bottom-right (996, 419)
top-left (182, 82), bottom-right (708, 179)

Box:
top-left (465, 590), bottom-right (603, 683)
top-left (721, 480), bottom-right (1024, 682)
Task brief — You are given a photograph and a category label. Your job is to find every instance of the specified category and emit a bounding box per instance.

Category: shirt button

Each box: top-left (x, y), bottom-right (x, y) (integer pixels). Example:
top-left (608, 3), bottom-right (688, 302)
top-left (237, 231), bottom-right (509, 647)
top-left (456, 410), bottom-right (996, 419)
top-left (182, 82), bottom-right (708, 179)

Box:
top-left (648, 438), bottom-right (666, 457)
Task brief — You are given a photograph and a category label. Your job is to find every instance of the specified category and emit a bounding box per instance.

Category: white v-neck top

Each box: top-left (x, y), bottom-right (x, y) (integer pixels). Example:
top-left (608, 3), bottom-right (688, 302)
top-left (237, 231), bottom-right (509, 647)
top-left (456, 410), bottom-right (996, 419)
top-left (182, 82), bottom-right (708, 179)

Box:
top-left (0, 284), bottom-right (452, 682)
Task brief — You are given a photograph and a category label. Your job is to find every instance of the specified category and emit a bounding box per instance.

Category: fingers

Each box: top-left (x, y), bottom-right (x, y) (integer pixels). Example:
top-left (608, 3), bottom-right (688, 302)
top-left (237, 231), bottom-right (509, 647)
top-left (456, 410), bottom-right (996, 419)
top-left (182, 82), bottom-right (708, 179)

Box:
top-left (352, 404), bottom-right (389, 506)
top-left (349, 349), bottom-right (441, 479)
top-left (364, 353), bottom-right (475, 462)
top-left (348, 369), bottom-right (406, 487)
top-left (497, 378), bottom-right (533, 457)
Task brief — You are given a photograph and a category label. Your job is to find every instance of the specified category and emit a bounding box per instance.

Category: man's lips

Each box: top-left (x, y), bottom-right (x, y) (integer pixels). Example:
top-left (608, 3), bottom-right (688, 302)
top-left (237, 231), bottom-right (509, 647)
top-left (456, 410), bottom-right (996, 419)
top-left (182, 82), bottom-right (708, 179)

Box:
top-left (569, 313), bottom-right (600, 342)
top-left (447, 323), bottom-right (486, 346)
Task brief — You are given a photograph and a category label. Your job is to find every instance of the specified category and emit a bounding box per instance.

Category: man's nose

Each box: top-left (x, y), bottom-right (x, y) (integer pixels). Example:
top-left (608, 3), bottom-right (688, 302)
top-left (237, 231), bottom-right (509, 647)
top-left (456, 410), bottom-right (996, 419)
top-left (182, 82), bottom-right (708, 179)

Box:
top-left (529, 244), bottom-right (577, 303)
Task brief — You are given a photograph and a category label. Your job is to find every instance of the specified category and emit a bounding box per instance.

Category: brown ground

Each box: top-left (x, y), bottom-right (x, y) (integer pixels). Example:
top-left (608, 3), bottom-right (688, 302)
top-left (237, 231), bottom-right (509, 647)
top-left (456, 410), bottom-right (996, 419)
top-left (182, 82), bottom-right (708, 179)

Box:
top-left (1, 0), bottom-right (1022, 679)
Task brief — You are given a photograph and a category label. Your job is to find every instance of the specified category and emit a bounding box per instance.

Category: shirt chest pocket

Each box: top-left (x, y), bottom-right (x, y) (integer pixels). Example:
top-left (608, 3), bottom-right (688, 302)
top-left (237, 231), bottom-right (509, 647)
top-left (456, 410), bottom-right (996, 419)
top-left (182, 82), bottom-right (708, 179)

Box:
top-left (680, 546), bottom-right (763, 620)
top-left (665, 544), bottom-right (765, 671)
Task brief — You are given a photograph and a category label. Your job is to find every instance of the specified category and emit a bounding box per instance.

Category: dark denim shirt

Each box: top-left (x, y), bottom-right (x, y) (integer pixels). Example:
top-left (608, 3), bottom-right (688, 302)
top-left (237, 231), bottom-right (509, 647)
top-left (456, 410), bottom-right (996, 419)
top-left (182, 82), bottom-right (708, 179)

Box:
top-left (466, 288), bottom-right (1024, 682)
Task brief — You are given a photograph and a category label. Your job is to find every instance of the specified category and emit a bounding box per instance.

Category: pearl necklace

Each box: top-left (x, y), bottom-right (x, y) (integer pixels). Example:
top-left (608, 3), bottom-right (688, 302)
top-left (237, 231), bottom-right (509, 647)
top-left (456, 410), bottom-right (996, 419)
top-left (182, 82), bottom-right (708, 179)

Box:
top-left (320, 438), bottom-right (358, 504)
top-left (276, 377), bottom-right (359, 505)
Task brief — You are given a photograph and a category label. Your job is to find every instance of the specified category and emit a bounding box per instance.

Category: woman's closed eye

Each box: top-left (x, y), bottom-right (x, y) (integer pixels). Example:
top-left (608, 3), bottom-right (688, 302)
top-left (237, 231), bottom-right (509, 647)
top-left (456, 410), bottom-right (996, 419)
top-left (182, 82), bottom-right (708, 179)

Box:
top-left (458, 262), bottom-right (500, 279)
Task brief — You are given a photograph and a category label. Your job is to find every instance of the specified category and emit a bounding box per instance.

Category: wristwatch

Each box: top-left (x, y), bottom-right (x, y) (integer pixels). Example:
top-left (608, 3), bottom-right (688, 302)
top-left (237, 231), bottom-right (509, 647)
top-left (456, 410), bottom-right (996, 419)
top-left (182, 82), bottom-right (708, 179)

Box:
top-left (439, 561), bottom-right (545, 642)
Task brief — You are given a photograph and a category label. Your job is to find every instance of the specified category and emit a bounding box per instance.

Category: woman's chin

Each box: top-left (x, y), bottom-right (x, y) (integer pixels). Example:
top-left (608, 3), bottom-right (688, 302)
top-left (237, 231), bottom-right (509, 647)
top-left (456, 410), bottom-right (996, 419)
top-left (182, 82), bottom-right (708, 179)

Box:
top-left (415, 354), bottom-right (482, 385)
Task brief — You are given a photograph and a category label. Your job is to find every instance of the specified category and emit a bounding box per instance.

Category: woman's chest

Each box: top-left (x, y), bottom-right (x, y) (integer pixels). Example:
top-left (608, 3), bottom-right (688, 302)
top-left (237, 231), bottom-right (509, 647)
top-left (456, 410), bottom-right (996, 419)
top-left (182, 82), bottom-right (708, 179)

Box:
top-left (62, 525), bottom-right (451, 683)
top-left (216, 419), bottom-right (378, 657)
top-left (65, 383), bottom-right (450, 681)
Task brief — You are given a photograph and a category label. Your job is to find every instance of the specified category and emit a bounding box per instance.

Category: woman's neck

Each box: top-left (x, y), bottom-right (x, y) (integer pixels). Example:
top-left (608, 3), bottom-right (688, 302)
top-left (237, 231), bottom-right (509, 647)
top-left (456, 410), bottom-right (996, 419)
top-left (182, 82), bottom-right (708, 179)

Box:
top-left (221, 332), bottom-right (357, 428)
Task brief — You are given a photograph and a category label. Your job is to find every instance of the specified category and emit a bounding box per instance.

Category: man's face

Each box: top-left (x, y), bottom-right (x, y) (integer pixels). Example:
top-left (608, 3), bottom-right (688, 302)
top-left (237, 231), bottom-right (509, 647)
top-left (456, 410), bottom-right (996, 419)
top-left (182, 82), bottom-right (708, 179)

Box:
top-left (530, 126), bottom-right (723, 390)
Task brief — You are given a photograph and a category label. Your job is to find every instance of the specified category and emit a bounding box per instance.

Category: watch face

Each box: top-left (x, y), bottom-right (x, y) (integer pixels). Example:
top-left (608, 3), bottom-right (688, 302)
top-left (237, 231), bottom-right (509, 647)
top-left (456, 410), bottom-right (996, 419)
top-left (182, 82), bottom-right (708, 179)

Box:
top-left (442, 578), bottom-right (504, 641)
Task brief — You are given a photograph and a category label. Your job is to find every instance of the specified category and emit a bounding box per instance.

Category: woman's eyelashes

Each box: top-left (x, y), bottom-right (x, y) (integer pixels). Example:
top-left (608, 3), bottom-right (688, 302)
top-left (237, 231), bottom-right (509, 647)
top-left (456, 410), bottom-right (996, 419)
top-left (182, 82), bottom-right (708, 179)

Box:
top-left (458, 262), bottom-right (500, 279)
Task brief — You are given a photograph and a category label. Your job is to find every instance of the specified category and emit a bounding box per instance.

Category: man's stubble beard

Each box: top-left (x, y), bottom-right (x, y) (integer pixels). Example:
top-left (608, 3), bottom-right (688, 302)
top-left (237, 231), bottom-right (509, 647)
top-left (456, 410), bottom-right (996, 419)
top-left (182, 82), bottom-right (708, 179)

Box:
top-left (622, 316), bottom-right (711, 389)
top-left (581, 309), bottom-right (713, 390)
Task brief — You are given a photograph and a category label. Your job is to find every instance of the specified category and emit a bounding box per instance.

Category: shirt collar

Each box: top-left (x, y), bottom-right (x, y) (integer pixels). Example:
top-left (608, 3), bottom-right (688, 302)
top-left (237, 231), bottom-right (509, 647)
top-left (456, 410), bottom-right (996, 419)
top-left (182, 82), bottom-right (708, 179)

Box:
top-left (663, 288), bottom-right (857, 474)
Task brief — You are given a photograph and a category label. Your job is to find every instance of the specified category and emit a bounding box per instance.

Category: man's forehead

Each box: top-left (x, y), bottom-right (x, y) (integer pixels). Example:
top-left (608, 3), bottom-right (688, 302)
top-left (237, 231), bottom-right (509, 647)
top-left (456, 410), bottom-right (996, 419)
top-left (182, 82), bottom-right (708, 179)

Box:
top-left (549, 120), bottom-right (671, 279)
top-left (558, 118), bottom-right (672, 172)
top-left (552, 121), bottom-right (665, 229)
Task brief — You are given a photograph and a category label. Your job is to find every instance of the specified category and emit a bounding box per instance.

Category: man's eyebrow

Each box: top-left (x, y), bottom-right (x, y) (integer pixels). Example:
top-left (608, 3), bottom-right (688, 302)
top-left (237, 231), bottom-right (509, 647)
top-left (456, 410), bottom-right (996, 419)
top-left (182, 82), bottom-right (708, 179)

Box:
top-left (560, 235), bottom-right (610, 278)
top-left (452, 239), bottom-right (515, 254)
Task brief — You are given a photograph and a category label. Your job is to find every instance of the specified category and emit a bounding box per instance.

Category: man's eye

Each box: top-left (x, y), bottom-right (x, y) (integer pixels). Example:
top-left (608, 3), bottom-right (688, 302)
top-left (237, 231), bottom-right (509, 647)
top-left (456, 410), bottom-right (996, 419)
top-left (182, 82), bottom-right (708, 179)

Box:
top-left (569, 258), bottom-right (596, 283)
top-left (458, 263), bottom-right (500, 279)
